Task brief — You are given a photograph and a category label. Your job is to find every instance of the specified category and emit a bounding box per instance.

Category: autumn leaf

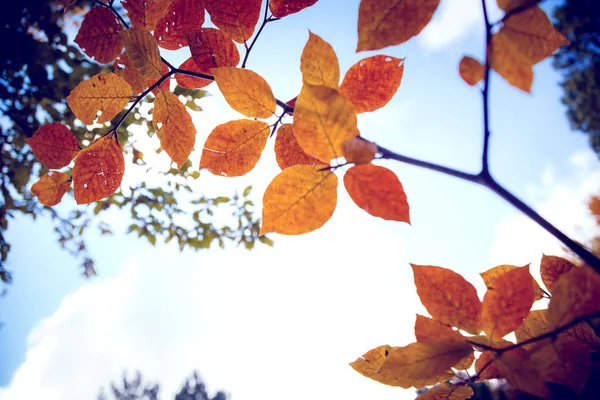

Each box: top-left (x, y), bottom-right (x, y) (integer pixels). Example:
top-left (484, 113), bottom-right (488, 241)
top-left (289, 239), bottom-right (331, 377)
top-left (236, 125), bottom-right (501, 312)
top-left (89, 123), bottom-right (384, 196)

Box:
top-left (270, 0), bottom-right (318, 17)
top-left (300, 32), bottom-right (340, 88)
top-left (26, 123), bottom-right (80, 169)
top-left (357, 0), bottom-right (440, 51)
top-left (480, 265), bottom-right (535, 338)
top-left (31, 172), bottom-right (71, 207)
top-left (261, 164), bottom-right (337, 235)
top-left (114, 53), bottom-right (148, 95)
top-left (350, 345), bottom-right (407, 387)
top-left (147, 62), bottom-right (170, 95)
top-left (548, 265), bottom-right (600, 328)
top-left (489, 32), bottom-right (534, 93)
top-left (204, 0), bottom-right (261, 43)
top-left (175, 58), bottom-right (212, 89)
top-left (154, 0), bottom-right (205, 50)
top-left (493, 348), bottom-right (551, 398)
top-left (414, 315), bottom-right (474, 370)
top-left (340, 55), bottom-right (404, 113)
top-left (212, 67), bottom-right (276, 118)
top-left (475, 351), bottom-right (503, 380)
top-left (411, 265), bottom-right (481, 334)
top-left (72, 135), bottom-right (125, 204)
top-left (293, 84), bottom-right (357, 163)
top-left (122, 0), bottom-right (172, 32)
top-left (274, 124), bottom-right (320, 170)
top-left (459, 56), bottom-right (484, 86)
top-left (540, 254), bottom-right (576, 293)
top-left (120, 27), bottom-right (163, 79)
top-left (188, 28), bottom-right (240, 73)
top-left (380, 340), bottom-right (472, 388)
top-left (200, 120), bottom-right (269, 176)
top-left (416, 384), bottom-right (474, 400)
top-left (480, 264), bottom-right (544, 301)
top-left (153, 91), bottom-right (196, 169)
top-left (497, 0), bottom-right (539, 12)
top-left (341, 137), bottom-right (377, 165)
top-left (344, 164), bottom-right (410, 222)
top-left (74, 6), bottom-right (124, 64)
top-left (66, 73), bottom-right (133, 125)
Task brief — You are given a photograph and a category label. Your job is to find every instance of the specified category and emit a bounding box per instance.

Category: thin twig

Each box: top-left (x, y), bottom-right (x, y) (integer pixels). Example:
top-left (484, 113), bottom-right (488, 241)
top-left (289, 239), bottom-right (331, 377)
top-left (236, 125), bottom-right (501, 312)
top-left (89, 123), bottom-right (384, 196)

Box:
top-left (241, 0), bottom-right (274, 68)
top-left (480, 0), bottom-right (492, 177)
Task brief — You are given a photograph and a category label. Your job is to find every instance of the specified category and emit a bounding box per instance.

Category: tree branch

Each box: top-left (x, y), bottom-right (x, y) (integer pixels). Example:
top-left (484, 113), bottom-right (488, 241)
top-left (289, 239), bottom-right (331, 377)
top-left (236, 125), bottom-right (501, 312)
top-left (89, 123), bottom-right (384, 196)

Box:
top-left (481, 0), bottom-right (492, 177)
top-left (241, 0), bottom-right (275, 68)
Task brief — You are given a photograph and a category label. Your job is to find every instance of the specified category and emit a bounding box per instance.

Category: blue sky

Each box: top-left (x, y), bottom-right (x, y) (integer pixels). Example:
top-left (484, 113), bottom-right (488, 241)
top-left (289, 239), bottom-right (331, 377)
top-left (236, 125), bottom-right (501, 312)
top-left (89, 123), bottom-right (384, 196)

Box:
top-left (1, 0), bottom-right (599, 399)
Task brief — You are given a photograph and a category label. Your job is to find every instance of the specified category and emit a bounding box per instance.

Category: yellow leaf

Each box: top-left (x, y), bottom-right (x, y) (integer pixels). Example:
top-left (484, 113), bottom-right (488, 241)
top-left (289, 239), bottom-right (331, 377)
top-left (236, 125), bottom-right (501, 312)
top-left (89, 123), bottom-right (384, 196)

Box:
top-left (411, 265), bottom-right (481, 335)
top-left (72, 135), bottom-right (125, 204)
top-left (414, 315), bottom-right (474, 370)
top-left (357, 0), bottom-right (440, 51)
top-left (261, 164), bottom-right (337, 235)
top-left (416, 384), bottom-right (474, 400)
top-left (341, 137), bottom-right (377, 164)
top-left (274, 124), bottom-right (320, 170)
top-left (66, 73), bottom-right (133, 125)
top-left (200, 120), bottom-right (269, 177)
top-left (300, 32), bottom-right (340, 88)
top-left (480, 264), bottom-right (544, 301)
top-left (120, 27), bottom-right (163, 79)
top-left (540, 254), bottom-right (576, 293)
top-left (548, 266), bottom-right (600, 328)
top-left (350, 345), bottom-right (407, 387)
top-left (292, 84), bottom-right (357, 163)
top-left (212, 67), bottom-right (276, 118)
top-left (153, 91), bottom-right (196, 169)
top-left (74, 6), bottom-right (124, 64)
top-left (204, 0), bottom-right (262, 43)
top-left (458, 56), bottom-right (484, 86)
top-left (31, 172), bottom-right (71, 207)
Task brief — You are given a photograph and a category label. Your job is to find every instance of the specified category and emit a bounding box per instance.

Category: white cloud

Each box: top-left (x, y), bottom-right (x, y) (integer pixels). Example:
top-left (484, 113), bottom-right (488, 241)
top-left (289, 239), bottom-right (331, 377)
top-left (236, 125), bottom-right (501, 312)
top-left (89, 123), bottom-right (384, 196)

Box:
top-left (419, 0), bottom-right (482, 51)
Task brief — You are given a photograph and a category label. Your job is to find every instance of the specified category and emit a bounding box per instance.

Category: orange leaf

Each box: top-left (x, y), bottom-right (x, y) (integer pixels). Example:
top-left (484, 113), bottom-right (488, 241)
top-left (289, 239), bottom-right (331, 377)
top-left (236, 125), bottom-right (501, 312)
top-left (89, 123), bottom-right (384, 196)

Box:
top-left (540, 254), bottom-right (576, 293)
top-left (188, 28), bottom-right (240, 73)
top-left (350, 345), bottom-right (407, 387)
top-left (458, 56), bottom-right (484, 86)
top-left (114, 53), bottom-right (148, 95)
top-left (489, 32), bottom-right (533, 93)
top-left (411, 265), bottom-right (481, 335)
top-left (121, 27), bottom-right (163, 79)
top-left (212, 67), bottom-right (276, 118)
top-left (74, 6), bottom-right (124, 64)
top-left (416, 384), bottom-right (474, 400)
top-left (341, 137), bottom-right (377, 165)
top-left (497, 0), bottom-right (539, 12)
top-left (72, 135), bottom-right (125, 204)
top-left (340, 55), bottom-right (404, 113)
top-left (475, 351), bottom-right (503, 380)
top-left (292, 84), bottom-right (357, 163)
top-left (261, 164), bottom-right (337, 235)
top-left (344, 164), bottom-right (410, 222)
top-left (415, 315), bottom-right (474, 370)
top-left (300, 32), bottom-right (340, 88)
top-left (200, 120), bottom-right (269, 177)
top-left (26, 123), bottom-right (80, 169)
top-left (154, 0), bottom-right (205, 50)
top-left (66, 73), bottom-right (133, 125)
top-left (548, 266), bottom-right (600, 328)
top-left (31, 172), bottom-right (71, 207)
top-left (122, 0), bottom-right (172, 32)
top-left (357, 0), bottom-right (440, 51)
top-left (270, 0), bottom-right (318, 17)
top-left (380, 340), bottom-right (472, 388)
top-left (175, 57), bottom-right (212, 89)
top-left (480, 265), bottom-right (535, 338)
top-left (204, 0), bottom-right (262, 43)
top-left (480, 264), bottom-right (544, 301)
top-left (147, 62), bottom-right (170, 95)
top-left (274, 124), bottom-right (320, 170)
top-left (493, 348), bottom-right (550, 398)
top-left (153, 91), bottom-right (196, 169)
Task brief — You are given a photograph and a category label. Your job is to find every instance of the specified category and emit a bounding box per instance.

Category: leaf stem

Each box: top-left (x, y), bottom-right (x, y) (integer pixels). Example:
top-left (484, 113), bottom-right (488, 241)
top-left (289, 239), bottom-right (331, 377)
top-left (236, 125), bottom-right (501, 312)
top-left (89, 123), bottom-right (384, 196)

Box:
top-left (241, 0), bottom-right (274, 68)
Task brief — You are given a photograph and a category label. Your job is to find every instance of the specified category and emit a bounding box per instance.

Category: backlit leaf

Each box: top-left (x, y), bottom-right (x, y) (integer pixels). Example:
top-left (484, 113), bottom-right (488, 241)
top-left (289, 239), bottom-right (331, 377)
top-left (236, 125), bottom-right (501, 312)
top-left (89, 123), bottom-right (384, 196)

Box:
top-left (497, 0), bottom-right (538, 12)
top-left (74, 6), bottom-right (124, 64)
top-left (340, 55), bottom-right (404, 113)
top-left (475, 351), bottom-right (503, 380)
top-left (200, 120), bottom-right (269, 177)
top-left (175, 57), bottom-right (212, 89)
top-left (548, 266), bottom-right (600, 328)
top-left (415, 315), bottom-right (474, 370)
top-left (31, 172), bottom-right (71, 207)
top-left (459, 56), bottom-right (484, 86)
top-left (147, 62), bottom-right (170, 95)
top-left (416, 384), bottom-right (474, 400)
top-left (293, 84), bottom-right (357, 163)
top-left (66, 73), bottom-right (133, 125)
top-left (274, 124), bottom-right (320, 170)
top-left (153, 91), bottom-right (196, 168)
top-left (514, 309), bottom-right (550, 347)
top-left (480, 265), bottom-right (535, 338)
top-left (540, 254), bottom-right (576, 293)
top-left (204, 0), bottom-right (261, 43)
top-left (357, 0), bottom-right (440, 51)
top-left (27, 123), bottom-right (80, 169)
top-left (270, 0), bottom-right (318, 17)
top-left (380, 340), bottom-right (473, 388)
top-left (341, 137), bottom-right (377, 165)
top-left (121, 27), bottom-right (162, 79)
top-left (480, 264), bottom-right (544, 301)
top-left (188, 28), bottom-right (240, 72)
top-left (72, 135), bottom-right (125, 204)
top-left (493, 348), bottom-right (550, 398)
top-left (212, 67), bottom-right (276, 118)
top-left (411, 265), bottom-right (481, 334)
top-left (261, 164), bottom-right (337, 235)
top-left (350, 345), bottom-right (407, 387)
top-left (344, 164), bottom-right (410, 222)
top-left (154, 0), bottom-right (205, 50)
top-left (489, 32), bottom-right (533, 93)
top-left (114, 53), bottom-right (148, 95)
top-left (300, 32), bottom-right (340, 88)
top-left (122, 0), bottom-right (172, 32)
